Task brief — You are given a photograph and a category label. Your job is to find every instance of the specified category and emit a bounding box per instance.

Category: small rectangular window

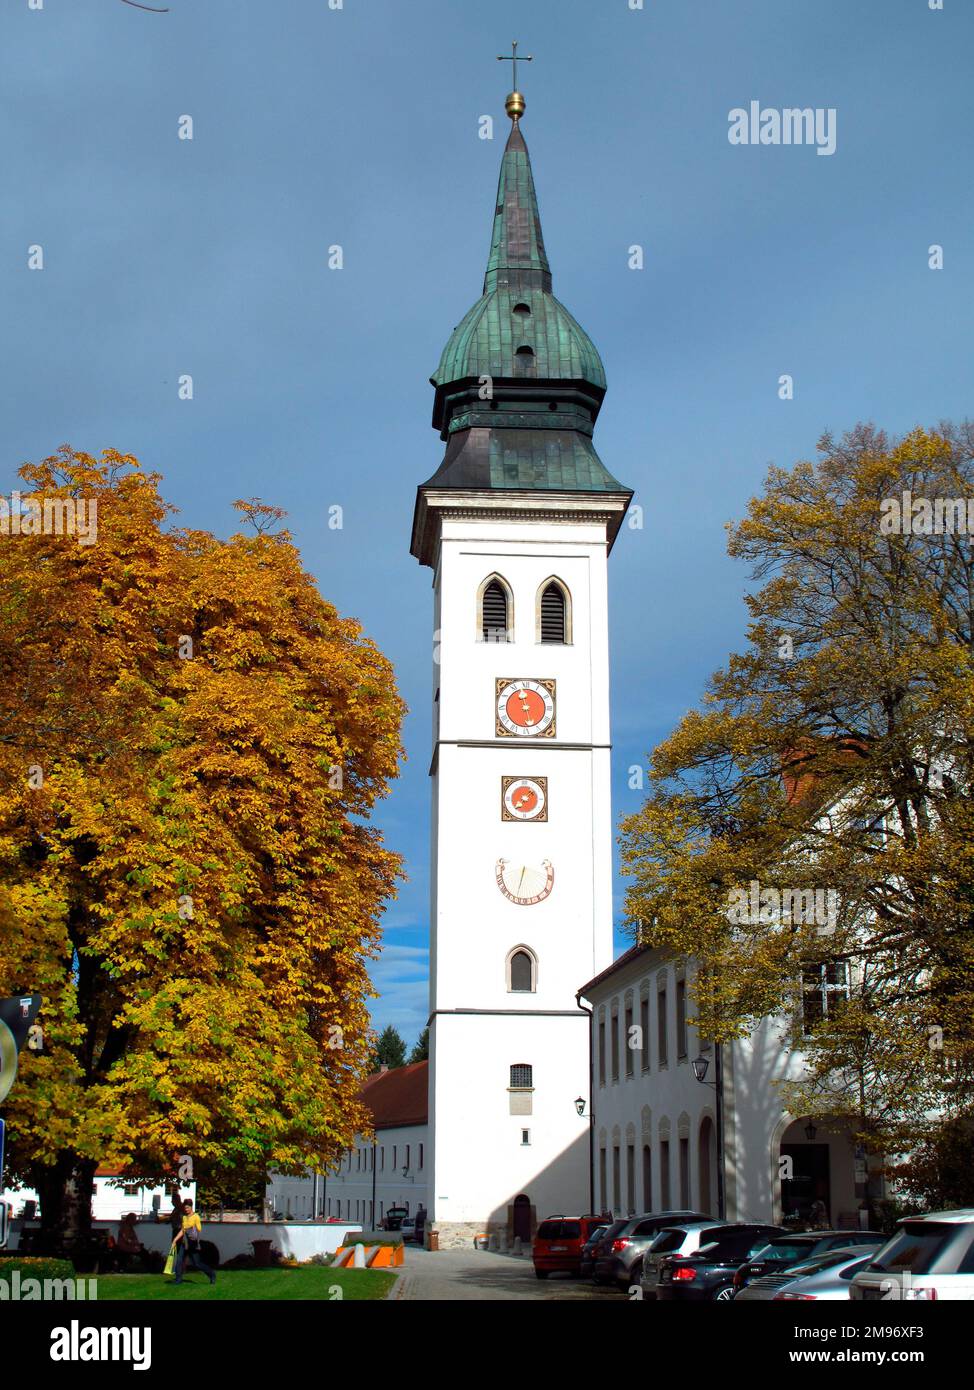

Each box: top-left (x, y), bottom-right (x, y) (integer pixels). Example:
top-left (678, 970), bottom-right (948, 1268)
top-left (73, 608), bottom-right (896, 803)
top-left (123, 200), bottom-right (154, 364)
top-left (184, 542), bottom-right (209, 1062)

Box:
top-left (521, 1129), bottom-right (531, 1146)
top-left (640, 996), bottom-right (650, 1071)
top-left (598, 1018), bottom-right (606, 1087)
top-left (624, 1003), bottom-right (634, 1077)
top-left (658, 986), bottom-right (668, 1066)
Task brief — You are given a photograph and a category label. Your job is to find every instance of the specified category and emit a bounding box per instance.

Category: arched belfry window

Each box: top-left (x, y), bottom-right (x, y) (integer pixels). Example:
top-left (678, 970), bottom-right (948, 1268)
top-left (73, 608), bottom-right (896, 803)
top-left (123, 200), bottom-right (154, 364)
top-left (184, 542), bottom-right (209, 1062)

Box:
top-left (478, 574), bottom-right (513, 643)
top-left (536, 578), bottom-right (571, 644)
top-left (507, 946), bottom-right (538, 993)
top-left (514, 345), bottom-right (536, 378)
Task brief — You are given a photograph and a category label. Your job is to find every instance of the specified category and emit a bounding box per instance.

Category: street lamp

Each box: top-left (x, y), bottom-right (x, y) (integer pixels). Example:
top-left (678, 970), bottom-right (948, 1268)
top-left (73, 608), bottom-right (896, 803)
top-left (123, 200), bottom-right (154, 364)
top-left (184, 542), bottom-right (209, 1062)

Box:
top-left (574, 1096), bottom-right (586, 1117)
top-left (804, 1121), bottom-right (818, 1142)
top-left (691, 1046), bottom-right (726, 1220)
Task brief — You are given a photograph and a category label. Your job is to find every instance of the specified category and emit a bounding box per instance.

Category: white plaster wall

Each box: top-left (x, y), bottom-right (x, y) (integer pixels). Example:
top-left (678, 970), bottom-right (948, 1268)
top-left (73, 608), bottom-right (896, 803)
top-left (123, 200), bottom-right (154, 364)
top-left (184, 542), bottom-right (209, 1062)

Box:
top-left (427, 512), bottom-right (617, 1231)
top-left (431, 1011), bottom-right (590, 1228)
top-left (2, 1179), bottom-right (197, 1224)
top-left (267, 1125), bottom-right (429, 1227)
top-left (6, 1220), bottom-right (359, 1261)
top-left (586, 949), bottom-right (866, 1226)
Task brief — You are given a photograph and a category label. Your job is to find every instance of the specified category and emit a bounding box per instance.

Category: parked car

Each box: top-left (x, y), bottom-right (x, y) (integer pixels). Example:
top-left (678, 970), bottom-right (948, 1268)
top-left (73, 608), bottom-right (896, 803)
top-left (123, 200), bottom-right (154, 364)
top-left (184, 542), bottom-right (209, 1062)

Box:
top-left (382, 1207), bottom-right (409, 1232)
top-left (580, 1224), bottom-right (610, 1278)
top-left (533, 1215), bottom-right (607, 1279)
top-left (850, 1209), bottom-right (974, 1301)
top-left (736, 1245), bottom-right (878, 1301)
top-left (586, 1219), bottom-right (630, 1278)
top-left (398, 1213), bottom-right (425, 1244)
top-left (594, 1212), bottom-right (713, 1288)
top-left (652, 1224), bottom-right (785, 1301)
top-left (733, 1230), bottom-right (886, 1294)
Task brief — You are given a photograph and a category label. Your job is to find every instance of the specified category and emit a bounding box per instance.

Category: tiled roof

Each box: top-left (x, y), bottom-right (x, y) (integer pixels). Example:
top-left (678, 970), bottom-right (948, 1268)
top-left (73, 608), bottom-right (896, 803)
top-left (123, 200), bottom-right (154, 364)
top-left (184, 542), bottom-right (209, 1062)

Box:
top-left (360, 1060), bottom-right (429, 1130)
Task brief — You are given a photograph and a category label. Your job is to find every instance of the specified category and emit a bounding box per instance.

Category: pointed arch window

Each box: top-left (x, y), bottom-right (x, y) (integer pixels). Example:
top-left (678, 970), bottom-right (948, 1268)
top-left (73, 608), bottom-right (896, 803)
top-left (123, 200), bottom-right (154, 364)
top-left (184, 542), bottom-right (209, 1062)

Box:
top-left (478, 574), bottom-right (513, 643)
top-left (507, 946), bottom-right (538, 993)
top-left (537, 578), bottom-right (571, 644)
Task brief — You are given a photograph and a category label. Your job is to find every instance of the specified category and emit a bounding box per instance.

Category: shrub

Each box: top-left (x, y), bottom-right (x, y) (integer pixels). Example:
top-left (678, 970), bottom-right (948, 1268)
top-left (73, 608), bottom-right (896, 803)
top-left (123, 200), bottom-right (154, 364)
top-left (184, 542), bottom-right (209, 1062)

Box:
top-left (0, 1257), bottom-right (76, 1284)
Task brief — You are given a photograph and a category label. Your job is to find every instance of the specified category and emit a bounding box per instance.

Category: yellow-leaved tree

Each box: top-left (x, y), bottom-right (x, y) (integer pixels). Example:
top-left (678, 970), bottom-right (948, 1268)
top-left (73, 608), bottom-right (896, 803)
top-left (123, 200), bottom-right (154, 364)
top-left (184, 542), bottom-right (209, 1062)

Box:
top-left (621, 423), bottom-right (974, 1158)
top-left (0, 447), bottom-right (405, 1238)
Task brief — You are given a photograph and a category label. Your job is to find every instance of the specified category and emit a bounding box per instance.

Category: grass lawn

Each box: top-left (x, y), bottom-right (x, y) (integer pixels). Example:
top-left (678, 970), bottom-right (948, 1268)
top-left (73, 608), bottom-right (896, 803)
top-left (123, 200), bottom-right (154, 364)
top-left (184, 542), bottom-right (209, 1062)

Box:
top-left (95, 1266), bottom-right (396, 1301)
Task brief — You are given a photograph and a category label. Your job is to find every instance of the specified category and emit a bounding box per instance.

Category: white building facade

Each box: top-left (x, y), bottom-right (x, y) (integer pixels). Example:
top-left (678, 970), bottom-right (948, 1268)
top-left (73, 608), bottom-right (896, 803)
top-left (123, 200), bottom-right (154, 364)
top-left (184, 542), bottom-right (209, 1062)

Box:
top-left (266, 1061), bottom-right (429, 1230)
top-left (580, 943), bottom-right (884, 1230)
top-left (410, 91), bottom-right (631, 1246)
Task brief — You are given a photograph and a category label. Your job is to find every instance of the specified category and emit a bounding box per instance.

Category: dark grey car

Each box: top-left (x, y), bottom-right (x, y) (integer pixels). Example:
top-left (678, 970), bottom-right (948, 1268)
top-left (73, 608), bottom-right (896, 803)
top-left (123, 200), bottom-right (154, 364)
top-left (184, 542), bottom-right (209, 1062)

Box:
top-left (594, 1211), bottom-right (713, 1287)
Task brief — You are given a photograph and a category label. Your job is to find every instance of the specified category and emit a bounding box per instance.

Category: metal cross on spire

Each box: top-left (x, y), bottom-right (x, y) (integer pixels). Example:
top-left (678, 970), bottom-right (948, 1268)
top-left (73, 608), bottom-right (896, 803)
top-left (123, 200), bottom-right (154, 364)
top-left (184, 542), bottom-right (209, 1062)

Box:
top-left (497, 40), bottom-right (532, 92)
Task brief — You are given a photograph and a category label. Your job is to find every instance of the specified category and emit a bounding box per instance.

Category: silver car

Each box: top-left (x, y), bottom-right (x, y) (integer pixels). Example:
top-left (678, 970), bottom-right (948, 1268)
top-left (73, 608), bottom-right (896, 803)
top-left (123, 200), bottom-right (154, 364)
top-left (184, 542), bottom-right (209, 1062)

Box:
top-left (639, 1221), bottom-right (736, 1299)
top-left (850, 1209), bottom-right (974, 1301)
top-left (735, 1245), bottom-right (876, 1301)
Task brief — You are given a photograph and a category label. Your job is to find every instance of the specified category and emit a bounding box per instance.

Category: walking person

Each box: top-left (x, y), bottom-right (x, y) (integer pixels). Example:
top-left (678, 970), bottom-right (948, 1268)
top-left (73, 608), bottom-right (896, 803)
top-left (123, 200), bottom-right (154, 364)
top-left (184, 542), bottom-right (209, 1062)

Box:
top-left (173, 1198), bottom-right (216, 1285)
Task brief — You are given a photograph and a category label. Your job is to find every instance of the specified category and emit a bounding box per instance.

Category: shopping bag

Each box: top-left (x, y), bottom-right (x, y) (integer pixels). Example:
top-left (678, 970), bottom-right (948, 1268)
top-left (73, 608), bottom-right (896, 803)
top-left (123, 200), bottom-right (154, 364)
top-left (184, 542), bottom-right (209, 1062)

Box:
top-left (163, 1241), bottom-right (176, 1277)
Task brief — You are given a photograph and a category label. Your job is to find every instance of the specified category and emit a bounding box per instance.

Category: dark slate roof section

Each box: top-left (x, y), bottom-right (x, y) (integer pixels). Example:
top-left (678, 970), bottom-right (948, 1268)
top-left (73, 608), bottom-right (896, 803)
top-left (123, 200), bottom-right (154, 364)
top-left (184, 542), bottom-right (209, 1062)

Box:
top-left (420, 426), bottom-right (629, 494)
top-left (359, 1060), bottom-right (428, 1131)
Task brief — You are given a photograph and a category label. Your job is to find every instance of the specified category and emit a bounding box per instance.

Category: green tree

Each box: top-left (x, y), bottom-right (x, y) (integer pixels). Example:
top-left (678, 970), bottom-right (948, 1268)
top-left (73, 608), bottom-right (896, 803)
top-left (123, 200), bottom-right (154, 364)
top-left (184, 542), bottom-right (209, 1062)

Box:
top-left (373, 1025), bottom-right (407, 1070)
top-left (408, 1027), bottom-right (429, 1063)
top-left (620, 423), bottom-right (974, 1154)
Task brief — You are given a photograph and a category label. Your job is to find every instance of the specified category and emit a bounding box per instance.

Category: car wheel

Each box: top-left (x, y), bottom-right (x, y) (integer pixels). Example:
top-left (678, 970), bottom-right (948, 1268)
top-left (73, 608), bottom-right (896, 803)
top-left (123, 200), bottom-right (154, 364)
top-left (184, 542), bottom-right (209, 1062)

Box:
top-left (535, 1269), bottom-right (549, 1280)
top-left (712, 1284), bottom-right (735, 1301)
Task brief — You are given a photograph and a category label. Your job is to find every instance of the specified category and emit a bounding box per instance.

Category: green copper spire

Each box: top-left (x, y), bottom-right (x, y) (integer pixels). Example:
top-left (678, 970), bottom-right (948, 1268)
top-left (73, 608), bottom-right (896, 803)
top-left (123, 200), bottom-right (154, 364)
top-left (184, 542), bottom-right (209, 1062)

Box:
top-left (483, 120), bottom-right (552, 295)
top-left (414, 70), bottom-right (632, 536)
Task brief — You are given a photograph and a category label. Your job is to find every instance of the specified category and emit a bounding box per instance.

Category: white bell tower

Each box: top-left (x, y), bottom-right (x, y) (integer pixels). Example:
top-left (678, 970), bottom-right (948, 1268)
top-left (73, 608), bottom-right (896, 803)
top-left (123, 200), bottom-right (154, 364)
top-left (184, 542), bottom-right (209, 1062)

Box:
top-left (410, 83), bottom-right (631, 1247)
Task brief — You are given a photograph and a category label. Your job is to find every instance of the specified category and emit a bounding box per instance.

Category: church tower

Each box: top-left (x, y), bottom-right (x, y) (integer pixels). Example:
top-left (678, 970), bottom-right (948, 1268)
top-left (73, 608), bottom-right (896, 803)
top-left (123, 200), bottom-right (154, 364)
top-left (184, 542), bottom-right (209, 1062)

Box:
top-left (410, 68), bottom-right (631, 1247)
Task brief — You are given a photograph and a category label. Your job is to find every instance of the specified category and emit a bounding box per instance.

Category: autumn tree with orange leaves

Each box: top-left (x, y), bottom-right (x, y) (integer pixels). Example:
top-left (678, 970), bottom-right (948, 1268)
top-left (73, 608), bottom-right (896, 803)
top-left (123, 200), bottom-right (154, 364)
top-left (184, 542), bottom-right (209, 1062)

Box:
top-left (0, 448), bottom-right (404, 1238)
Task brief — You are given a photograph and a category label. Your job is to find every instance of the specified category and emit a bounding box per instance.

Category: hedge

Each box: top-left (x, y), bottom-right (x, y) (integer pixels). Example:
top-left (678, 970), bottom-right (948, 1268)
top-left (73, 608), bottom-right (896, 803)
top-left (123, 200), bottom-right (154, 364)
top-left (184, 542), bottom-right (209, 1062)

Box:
top-left (0, 1257), bottom-right (76, 1284)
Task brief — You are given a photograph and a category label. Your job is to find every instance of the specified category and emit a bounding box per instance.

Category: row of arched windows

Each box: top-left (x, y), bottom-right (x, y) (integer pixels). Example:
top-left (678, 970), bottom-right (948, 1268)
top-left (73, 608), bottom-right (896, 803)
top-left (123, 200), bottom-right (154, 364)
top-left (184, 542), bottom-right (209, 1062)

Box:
top-left (478, 575), bottom-right (571, 645)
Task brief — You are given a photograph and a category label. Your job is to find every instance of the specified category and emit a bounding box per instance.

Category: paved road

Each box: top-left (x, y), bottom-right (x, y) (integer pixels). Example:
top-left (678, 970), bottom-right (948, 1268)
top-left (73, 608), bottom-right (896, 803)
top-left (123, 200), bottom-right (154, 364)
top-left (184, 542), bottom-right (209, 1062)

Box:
top-left (392, 1246), bottom-right (625, 1301)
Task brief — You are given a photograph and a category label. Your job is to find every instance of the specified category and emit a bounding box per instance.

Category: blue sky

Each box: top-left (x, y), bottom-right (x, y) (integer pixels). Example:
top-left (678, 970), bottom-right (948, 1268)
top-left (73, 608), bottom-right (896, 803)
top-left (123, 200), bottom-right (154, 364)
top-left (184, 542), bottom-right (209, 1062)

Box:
top-left (3, 0), bottom-right (971, 1049)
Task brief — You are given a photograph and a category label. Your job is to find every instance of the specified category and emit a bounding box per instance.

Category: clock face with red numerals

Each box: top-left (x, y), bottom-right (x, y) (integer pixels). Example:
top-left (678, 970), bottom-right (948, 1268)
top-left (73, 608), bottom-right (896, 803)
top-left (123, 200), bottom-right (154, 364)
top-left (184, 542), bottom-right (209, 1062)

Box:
top-left (495, 679), bottom-right (556, 738)
top-left (495, 858), bottom-right (555, 906)
top-left (502, 776), bottom-right (548, 822)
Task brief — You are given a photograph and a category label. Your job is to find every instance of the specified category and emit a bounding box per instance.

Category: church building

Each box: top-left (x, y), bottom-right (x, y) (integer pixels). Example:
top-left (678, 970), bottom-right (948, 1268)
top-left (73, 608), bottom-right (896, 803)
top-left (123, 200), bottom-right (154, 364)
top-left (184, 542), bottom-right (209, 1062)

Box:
top-left (409, 78), bottom-right (631, 1247)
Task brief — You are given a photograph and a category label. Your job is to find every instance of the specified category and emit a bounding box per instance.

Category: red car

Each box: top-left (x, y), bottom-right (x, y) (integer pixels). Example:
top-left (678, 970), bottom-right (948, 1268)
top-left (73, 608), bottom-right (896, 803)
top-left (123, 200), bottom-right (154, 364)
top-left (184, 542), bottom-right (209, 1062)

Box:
top-left (533, 1214), bottom-right (610, 1279)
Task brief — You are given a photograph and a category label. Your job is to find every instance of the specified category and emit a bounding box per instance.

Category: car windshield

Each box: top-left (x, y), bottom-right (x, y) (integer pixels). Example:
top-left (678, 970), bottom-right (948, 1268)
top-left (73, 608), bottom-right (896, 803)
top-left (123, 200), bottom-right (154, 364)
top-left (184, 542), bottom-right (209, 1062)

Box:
top-left (537, 1220), bottom-right (581, 1240)
top-left (697, 1234), bottom-right (769, 1262)
top-left (649, 1228), bottom-right (691, 1254)
top-left (751, 1240), bottom-right (817, 1262)
top-left (866, 1224), bottom-right (952, 1274)
top-left (783, 1249), bottom-right (861, 1278)
top-left (600, 1221), bottom-right (629, 1244)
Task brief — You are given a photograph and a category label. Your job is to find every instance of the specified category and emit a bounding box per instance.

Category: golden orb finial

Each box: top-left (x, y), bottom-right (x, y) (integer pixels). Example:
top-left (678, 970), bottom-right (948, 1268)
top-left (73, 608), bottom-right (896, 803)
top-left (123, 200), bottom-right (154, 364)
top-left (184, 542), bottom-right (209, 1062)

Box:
top-left (497, 42), bottom-right (532, 122)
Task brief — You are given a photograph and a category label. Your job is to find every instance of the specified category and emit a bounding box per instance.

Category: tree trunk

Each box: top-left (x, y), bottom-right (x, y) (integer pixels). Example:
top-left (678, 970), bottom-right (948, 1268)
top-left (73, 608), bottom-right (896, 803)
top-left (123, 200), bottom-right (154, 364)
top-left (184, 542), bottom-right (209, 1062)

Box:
top-left (32, 1152), bottom-right (95, 1252)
